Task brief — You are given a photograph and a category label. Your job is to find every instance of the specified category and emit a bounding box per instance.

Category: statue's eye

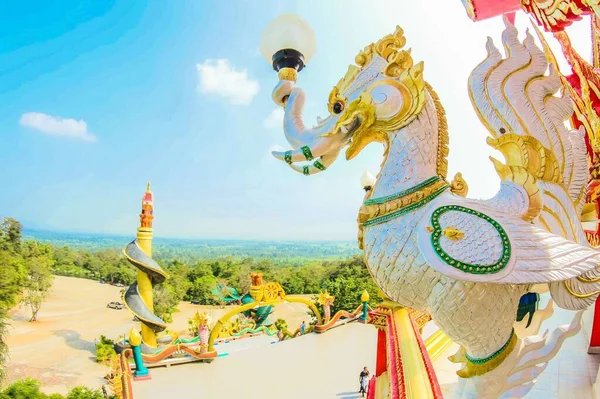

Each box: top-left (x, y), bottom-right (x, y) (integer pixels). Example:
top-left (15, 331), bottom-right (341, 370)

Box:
top-left (333, 102), bottom-right (344, 114)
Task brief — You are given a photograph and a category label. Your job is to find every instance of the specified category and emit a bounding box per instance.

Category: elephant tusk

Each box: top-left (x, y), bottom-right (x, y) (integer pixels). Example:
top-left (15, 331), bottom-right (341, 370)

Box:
top-left (272, 138), bottom-right (332, 164)
top-left (287, 148), bottom-right (342, 176)
top-left (289, 161), bottom-right (327, 176)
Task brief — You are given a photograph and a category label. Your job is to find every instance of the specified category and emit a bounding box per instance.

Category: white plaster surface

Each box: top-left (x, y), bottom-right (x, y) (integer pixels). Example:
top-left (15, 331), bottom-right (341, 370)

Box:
top-left (436, 294), bottom-right (598, 399)
top-left (133, 322), bottom-right (377, 399)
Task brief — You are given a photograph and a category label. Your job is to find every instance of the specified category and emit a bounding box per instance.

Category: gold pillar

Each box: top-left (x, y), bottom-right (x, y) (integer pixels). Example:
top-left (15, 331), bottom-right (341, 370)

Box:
top-left (136, 227), bottom-right (156, 347)
top-left (394, 307), bottom-right (435, 399)
top-left (136, 182), bottom-right (157, 348)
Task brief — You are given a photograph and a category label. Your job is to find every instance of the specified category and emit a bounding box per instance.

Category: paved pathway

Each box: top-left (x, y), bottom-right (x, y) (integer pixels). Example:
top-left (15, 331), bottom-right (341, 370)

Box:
top-left (133, 322), bottom-right (377, 399)
top-left (133, 295), bottom-right (600, 398)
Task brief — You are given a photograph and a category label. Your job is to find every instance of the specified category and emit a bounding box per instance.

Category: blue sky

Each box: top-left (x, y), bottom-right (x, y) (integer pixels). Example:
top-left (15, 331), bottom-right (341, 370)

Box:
top-left (0, 1), bottom-right (592, 240)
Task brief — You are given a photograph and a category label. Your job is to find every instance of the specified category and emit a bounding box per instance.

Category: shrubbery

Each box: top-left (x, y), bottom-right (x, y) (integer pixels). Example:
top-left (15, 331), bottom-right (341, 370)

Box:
top-left (95, 335), bottom-right (116, 363)
top-left (64, 386), bottom-right (105, 399)
top-left (0, 378), bottom-right (107, 399)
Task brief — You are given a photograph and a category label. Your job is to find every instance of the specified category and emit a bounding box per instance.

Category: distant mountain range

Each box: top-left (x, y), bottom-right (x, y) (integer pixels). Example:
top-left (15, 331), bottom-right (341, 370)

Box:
top-left (22, 228), bottom-right (361, 262)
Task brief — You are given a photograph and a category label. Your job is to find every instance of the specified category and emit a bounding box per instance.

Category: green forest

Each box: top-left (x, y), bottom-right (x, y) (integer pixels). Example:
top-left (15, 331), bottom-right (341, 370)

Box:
top-left (23, 228), bottom-right (360, 266)
top-left (0, 217), bottom-right (379, 386)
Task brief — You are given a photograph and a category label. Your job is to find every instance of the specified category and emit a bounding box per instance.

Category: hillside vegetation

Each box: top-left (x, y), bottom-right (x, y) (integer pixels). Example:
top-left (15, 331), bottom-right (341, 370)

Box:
top-left (23, 229), bottom-right (360, 266)
top-left (1, 219), bottom-right (379, 382)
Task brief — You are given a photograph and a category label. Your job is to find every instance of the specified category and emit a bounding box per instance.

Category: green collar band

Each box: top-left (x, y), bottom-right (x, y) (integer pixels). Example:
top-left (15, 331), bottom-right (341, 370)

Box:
top-left (465, 329), bottom-right (515, 365)
top-left (362, 184), bottom-right (448, 227)
top-left (365, 176), bottom-right (442, 205)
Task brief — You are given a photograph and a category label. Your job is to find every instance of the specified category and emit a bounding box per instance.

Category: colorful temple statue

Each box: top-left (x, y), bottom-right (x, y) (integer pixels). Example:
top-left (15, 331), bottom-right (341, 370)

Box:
top-left (457, 0), bottom-right (600, 356)
top-left (317, 291), bottom-right (335, 323)
top-left (211, 282), bottom-right (241, 304)
top-left (267, 18), bottom-right (599, 397)
top-left (191, 312), bottom-right (212, 354)
top-left (122, 183), bottom-right (169, 352)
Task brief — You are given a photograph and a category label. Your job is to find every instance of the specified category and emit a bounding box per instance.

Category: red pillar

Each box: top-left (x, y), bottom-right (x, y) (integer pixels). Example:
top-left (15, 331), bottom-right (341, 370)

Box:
top-left (589, 299), bottom-right (600, 353)
top-left (376, 328), bottom-right (387, 377)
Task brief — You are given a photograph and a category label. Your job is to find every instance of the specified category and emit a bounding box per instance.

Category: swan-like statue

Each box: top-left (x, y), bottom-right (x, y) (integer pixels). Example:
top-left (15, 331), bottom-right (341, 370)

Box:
top-left (270, 19), bottom-right (599, 396)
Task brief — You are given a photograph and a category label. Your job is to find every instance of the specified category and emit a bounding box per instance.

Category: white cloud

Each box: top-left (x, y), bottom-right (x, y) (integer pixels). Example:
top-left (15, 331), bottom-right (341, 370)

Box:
top-left (19, 112), bottom-right (96, 142)
top-left (196, 59), bottom-right (259, 105)
top-left (263, 108), bottom-right (284, 130)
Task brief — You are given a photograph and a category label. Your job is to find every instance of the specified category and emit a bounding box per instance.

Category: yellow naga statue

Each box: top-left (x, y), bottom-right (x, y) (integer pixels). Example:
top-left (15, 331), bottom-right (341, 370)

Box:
top-left (270, 19), bottom-right (600, 396)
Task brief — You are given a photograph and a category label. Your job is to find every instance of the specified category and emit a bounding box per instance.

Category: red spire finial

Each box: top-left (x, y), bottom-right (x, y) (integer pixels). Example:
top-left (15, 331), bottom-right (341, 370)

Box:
top-left (140, 182), bottom-right (154, 228)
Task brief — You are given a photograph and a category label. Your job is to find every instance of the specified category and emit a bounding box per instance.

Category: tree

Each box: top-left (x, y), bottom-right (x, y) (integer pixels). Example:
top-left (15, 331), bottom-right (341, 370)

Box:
top-left (228, 265), bottom-right (252, 295)
top-left (153, 284), bottom-right (179, 323)
top-left (95, 335), bottom-right (116, 363)
top-left (21, 250), bottom-right (55, 322)
top-left (0, 310), bottom-right (9, 384)
top-left (0, 378), bottom-right (51, 399)
top-left (281, 273), bottom-right (305, 294)
top-left (163, 261), bottom-right (191, 301)
top-left (0, 218), bottom-right (22, 254)
top-left (0, 218), bottom-right (26, 383)
top-left (274, 318), bottom-right (288, 332)
top-left (65, 387), bottom-right (103, 399)
top-left (187, 275), bottom-right (217, 304)
top-left (0, 378), bottom-right (105, 399)
top-left (317, 256), bottom-right (380, 314)
top-left (0, 250), bottom-right (25, 311)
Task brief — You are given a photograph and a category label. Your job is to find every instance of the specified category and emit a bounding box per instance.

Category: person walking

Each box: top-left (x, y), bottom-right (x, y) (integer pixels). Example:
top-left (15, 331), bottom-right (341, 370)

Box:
top-left (359, 366), bottom-right (370, 397)
top-left (300, 321), bottom-right (306, 335)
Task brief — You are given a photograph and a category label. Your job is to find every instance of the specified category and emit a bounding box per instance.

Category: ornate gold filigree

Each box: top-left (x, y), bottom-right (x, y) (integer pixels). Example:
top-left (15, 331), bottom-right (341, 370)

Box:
top-left (490, 157), bottom-right (543, 222)
top-left (407, 308), bottom-right (432, 331)
top-left (331, 65), bottom-right (360, 96)
top-left (339, 93), bottom-right (380, 160)
top-left (353, 26), bottom-right (423, 80)
top-left (455, 331), bottom-right (518, 378)
top-left (450, 172), bottom-right (468, 197)
top-left (191, 311), bottom-right (212, 328)
top-left (581, 202), bottom-right (598, 222)
top-left (317, 291), bottom-right (335, 306)
top-left (278, 67), bottom-right (297, 82)
top-left (487, 134), bottom-right (563, 184)
top-left (262, 282), bottom-right (285, 301)
top-left (357, 223), bottom-right (364, 250)
top-left (521, 0), bottom-right (597, 32)
top-left (426, 83), bottom-right (449, 180)
top-left (442, 227), bottom-right (465, 241)
top-left (554, 30), bottom-right (600, 159)
top-left (327, 86), bottom-right (347, 114)
top-left (107, 355), bottom-right (124, 399)
top-left (355, 26), bottom-right (405, 68)
top-left (358, 179), bottom-right (449, 224)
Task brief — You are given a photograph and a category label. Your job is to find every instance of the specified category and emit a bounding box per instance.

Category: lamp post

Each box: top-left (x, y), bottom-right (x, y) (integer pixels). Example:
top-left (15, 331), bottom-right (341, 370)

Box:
top-left (361, 170), bottom-right (376, 192)
top-left (128, 328), bottom-right (150, 380)
top-left (260, 14), bottom-right (317, 87)
top-left (360, 290), bottom-right (370, 323)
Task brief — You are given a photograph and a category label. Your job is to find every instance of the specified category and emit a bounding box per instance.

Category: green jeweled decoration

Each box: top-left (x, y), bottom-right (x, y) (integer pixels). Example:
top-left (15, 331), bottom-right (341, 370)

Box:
top-left (364, 176), bottom-right (442, 205)
top-left (303, 165), bottom-right (310, 176)
top-left (362, 185), bottom-right (448, 227)
top-left (301, 146), bottom-right (314, 161)
top-left (430, 205), bottom-right (511, 275)
top-left (313, 159), bottom-right (326, 171)
top-left (465, 330), bottom-right (514, 365)
top-left (284, 151), bottom-right (292, 164)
